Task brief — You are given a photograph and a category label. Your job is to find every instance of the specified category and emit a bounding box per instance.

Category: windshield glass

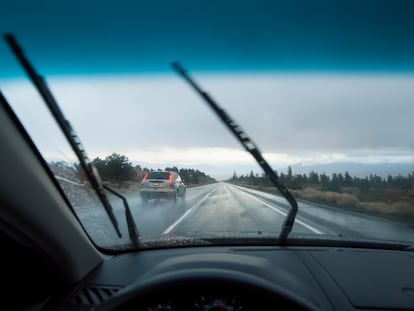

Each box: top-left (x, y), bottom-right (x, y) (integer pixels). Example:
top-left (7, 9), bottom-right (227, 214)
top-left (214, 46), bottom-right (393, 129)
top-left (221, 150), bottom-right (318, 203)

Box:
top-left (1, 0), bottom-right (413, 251)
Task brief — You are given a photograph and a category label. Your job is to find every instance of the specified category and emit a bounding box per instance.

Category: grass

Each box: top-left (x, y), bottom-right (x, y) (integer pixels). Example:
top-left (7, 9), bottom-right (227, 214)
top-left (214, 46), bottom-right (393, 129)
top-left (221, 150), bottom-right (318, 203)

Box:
top-left (292, 187), bottom-right (414, 219)
top-left (292, 188), bottom-right (359, 207)
top-left (231, 182), bottom-right (414, 220)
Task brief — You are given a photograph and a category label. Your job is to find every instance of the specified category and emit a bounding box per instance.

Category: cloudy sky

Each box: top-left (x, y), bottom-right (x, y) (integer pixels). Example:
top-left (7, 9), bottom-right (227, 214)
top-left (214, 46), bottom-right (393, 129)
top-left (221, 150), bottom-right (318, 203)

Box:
top-left (1, 0), bottom-right (414, 178)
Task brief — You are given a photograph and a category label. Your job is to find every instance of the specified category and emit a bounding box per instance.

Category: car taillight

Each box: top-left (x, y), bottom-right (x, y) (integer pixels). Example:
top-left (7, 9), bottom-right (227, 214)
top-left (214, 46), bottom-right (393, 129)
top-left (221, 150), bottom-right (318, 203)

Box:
top-left (142, 173), bottom-right (148, 184)
top-left (168, 173), bottom-right (173, 183)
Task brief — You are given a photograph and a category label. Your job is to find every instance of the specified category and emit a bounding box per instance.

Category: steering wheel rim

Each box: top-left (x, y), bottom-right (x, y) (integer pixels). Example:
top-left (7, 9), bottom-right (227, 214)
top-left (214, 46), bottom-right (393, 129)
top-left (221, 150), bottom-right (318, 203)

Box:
top-left (98, 268), bottom-right (320, 311)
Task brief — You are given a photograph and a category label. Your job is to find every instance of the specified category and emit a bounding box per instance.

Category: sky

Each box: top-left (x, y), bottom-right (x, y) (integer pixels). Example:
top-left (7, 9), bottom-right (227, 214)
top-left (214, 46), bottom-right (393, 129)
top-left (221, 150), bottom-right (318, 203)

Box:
top-left (1, 0), bottom-right (414, 179)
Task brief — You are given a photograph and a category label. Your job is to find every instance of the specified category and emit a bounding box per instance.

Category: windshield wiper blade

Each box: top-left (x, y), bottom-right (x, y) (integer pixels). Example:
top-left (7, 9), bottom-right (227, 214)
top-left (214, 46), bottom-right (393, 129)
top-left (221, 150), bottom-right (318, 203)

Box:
top-left (172, 62), bottom-right (298, 241)
top-left (4, 33), bottom-right (140, 245)
top-left (103, 186), bottom-right (139, 246)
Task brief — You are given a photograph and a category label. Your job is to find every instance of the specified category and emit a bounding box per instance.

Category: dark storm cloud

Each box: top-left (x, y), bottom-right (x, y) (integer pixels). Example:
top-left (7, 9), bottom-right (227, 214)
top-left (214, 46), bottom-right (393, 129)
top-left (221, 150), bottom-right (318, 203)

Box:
top-left (3, 73), bottom-right (413, 155)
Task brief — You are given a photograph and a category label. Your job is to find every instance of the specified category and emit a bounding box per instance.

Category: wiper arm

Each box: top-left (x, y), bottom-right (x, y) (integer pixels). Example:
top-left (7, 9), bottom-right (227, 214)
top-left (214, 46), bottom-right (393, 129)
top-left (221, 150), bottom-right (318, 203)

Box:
top-left (172, 62), bottom-right (298, 241)
top-left (4, 33), bottom-right (140, 245)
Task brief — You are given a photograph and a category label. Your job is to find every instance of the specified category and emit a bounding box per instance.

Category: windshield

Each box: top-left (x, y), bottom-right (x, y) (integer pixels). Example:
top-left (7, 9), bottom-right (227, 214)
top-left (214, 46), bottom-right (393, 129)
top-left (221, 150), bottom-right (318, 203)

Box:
top-left (1, 0), bottom-right (413, 251)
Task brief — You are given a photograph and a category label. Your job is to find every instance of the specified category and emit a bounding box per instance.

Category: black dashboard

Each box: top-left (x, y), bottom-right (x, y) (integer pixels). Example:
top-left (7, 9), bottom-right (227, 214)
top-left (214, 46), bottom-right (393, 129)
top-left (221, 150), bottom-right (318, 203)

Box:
top-left (46, 246), bottom-right (414, 310)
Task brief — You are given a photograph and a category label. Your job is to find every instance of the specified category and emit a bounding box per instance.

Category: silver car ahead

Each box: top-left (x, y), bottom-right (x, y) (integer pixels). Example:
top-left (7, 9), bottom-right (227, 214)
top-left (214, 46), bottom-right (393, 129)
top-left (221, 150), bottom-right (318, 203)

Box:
top-left (140, 171), bottom-right (186, 203)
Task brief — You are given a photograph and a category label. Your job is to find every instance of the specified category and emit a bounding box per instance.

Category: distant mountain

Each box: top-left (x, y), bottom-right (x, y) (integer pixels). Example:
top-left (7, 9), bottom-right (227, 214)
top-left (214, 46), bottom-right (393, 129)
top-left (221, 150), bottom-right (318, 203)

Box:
top-left (288, 162), bottom-right (414, 178)
top-left (196, 162), bottom-right (414, 180)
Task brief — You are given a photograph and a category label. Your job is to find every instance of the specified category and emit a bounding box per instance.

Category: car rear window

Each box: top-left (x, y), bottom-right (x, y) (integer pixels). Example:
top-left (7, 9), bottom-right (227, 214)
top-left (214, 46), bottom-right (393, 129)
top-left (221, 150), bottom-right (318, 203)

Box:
top-left (147, 172), bottom-right (170, 180)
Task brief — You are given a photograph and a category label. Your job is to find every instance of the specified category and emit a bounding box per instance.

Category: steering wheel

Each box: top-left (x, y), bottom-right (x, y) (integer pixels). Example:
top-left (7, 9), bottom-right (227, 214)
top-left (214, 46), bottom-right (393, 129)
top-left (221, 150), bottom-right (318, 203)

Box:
top-left (98, 268), bottom-right (320, 311)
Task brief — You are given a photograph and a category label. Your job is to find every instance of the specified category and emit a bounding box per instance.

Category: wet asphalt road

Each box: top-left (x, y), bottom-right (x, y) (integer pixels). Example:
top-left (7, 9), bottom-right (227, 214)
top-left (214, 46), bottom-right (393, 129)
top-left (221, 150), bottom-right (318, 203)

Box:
top-left (76, 182), bottom-right (414, 248)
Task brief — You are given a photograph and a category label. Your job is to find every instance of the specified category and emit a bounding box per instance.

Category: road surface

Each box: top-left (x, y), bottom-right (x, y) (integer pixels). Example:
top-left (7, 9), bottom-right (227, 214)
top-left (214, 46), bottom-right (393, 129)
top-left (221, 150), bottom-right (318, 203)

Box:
top-left (75, 182), bottom-right (414, 248)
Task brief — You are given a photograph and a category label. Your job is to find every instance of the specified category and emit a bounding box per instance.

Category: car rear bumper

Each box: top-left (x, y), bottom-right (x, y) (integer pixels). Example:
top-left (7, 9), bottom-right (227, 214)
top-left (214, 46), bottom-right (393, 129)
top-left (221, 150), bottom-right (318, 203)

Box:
top-left (140, 190), bottom-right (176, 200)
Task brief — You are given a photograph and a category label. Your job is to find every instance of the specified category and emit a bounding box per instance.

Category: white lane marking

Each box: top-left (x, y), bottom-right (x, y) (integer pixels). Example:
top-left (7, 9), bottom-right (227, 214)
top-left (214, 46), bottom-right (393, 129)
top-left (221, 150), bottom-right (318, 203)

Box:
top-left (235, 187), bottom-right (323, 234)
top-left (55, 175), bottom-right (85, 186)
top-left (162, 186), bottom-right (217, 234)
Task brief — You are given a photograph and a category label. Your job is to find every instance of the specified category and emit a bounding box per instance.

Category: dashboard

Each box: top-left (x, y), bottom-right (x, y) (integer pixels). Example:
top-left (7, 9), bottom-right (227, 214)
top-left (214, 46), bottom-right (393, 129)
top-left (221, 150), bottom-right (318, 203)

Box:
top-left (46, 245), bottom-right (414, 310)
